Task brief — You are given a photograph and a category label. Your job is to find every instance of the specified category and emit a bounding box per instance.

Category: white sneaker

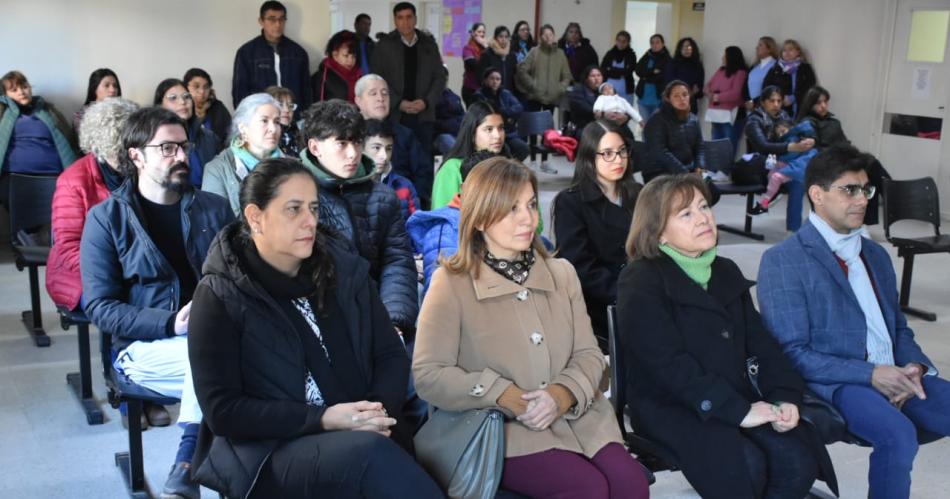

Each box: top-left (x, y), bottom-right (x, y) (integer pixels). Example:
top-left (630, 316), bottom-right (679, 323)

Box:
top-left (539, 161), bottom-right (558, 174)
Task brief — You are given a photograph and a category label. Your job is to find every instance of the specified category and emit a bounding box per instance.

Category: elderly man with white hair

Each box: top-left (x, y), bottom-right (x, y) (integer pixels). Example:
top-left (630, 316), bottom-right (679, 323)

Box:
top-left (355, 73), bottom-right (432, 205)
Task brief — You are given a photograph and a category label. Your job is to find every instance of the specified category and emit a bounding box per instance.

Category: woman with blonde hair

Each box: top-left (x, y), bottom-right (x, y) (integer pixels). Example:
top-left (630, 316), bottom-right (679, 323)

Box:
top-left (413, 157), bottom-right (649, 499)
top-left (763, 39), bottom-right (817, 116)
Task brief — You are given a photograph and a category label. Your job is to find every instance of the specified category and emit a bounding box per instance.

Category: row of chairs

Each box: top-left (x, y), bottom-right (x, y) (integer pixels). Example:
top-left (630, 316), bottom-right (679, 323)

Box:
top-left (6, 159), bottom-right (948, 496)
top-left (605, 305), bottom-right (943, 497)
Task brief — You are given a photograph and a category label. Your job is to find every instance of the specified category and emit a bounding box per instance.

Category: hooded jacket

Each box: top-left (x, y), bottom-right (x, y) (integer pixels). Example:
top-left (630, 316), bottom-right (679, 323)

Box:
top-left (299, 151), bottom-right (418, 334)
top-left (516, 43), bottom-right (573, 105)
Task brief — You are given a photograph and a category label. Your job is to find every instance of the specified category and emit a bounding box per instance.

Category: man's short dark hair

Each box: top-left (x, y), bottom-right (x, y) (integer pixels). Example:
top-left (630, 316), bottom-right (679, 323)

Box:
top-left (355, 13), bottom-right (371, 25)
top-left (301, 99), bottom-right (365, 144)
top-left (805, 143), bottom-right (876, 207)
top-left (259, 1), bottom-right (286, 18)
top-left (393, 2), bottom-right (416, 16)
top-left (365, 118), bottom-right (393, 140)
top-left (118, 107), bottom-right (187, 177)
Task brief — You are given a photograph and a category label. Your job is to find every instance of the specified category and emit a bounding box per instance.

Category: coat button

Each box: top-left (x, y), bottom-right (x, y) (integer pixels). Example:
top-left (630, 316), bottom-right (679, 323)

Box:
top-left (700, 400), bottom-right (712, 411)
top-left (721, 329), bottom-right (731, 339)
top-left (530, 332), bottom-right (544, 345)
top-left (470, 384), bottom-right (485, 396)
top-left (516, 289), bottom-right (529, 301)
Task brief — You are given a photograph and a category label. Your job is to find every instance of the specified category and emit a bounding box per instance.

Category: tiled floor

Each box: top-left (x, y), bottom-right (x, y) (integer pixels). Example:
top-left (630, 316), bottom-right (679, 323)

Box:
top-left (0, 155), bottom-right (947, 498)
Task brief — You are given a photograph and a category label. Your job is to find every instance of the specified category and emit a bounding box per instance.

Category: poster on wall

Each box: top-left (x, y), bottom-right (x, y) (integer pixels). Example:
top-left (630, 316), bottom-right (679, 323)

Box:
top-left (442, 0), bottom-right (482, 57)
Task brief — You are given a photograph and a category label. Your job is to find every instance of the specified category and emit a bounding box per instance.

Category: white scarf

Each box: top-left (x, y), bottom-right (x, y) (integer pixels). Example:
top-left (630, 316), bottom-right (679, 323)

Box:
top-left (809, 212), bottom-right (894, 365)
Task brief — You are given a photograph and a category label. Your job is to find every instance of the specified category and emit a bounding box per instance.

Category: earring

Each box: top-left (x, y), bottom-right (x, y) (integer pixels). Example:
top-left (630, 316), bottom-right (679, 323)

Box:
top-left (253, 226), bottom-right (261, 234)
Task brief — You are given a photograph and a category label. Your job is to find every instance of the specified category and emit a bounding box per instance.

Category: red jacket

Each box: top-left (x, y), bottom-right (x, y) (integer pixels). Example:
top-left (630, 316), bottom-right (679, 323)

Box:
top-left (46, 153), bottom-right (111, 310)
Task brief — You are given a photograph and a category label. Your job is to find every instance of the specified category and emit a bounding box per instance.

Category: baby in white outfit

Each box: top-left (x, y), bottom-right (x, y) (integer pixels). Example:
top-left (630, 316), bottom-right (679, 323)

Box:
top-left (593, 83), bottom-right (643, 125)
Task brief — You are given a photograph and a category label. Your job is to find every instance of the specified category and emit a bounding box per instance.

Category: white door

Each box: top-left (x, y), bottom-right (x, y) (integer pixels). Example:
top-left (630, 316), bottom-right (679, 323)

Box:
top-left (880, 0), bottom-right (950, 216)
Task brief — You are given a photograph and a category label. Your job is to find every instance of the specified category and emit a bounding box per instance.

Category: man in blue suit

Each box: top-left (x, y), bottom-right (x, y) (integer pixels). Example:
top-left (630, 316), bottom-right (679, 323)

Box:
top-left (757, 144), bottom-right (950, 499)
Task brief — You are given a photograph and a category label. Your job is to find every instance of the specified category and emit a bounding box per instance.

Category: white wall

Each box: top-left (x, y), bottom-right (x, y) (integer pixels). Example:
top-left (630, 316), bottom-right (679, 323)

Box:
top-left (0, 0), bottom-right (331, 117)
top-left (703, 0), bottom-right (893, 154)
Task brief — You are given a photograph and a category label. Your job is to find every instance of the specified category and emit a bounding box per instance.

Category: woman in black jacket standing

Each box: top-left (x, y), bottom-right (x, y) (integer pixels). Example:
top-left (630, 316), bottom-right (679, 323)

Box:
top-left (188, 158), bottom-right (442, 499)
top-left (634, 34), bottom-right (671, 119)
top-left (616, 174), bottom-right (836, 499)
top-left (478, 25), bottom-right (519, 94)
top-left (553, 120), bottom-right (640, 351)
top-left (762, 39), bottom-right (817, 117)
top-left (601, 31), bottom-right (637, 103)
top-left (664, 37), bottom-right (704, 113)
top-left (641, 80), bottom-right (704, 183)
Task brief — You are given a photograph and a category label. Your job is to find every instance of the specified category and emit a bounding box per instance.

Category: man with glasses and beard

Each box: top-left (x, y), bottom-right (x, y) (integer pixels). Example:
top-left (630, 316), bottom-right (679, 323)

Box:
top-left (80, 107), bottom-right (233, 499)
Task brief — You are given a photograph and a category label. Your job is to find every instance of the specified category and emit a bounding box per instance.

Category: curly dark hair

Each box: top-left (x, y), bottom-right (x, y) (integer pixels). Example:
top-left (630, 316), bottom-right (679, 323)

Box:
top-left (300, 99), bottom-right (366, 145)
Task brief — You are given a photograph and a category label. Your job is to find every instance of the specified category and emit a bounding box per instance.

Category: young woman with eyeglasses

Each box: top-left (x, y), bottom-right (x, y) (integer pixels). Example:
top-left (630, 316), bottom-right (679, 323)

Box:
top-left (154, 78), bottom-right (219, 188)
top-left (552, 120), bottom-right (641, 350)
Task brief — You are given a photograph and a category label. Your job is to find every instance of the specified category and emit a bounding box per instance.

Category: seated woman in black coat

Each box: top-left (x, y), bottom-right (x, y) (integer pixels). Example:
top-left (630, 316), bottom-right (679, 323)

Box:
top-left (553, 120), bottom-right (640, 351)
top-left (188, 158), bottom-right (442, 499)
top-left (641, 80), bottom-right (704, 183)
top-left (568, 65), bottom-right (603, 135)
top-left (616, 174), bottom-right (836, 499)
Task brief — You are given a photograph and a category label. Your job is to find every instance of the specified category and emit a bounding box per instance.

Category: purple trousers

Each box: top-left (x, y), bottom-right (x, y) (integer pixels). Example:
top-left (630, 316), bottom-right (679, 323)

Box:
top-left (500, 442), bottom-right (650, 499)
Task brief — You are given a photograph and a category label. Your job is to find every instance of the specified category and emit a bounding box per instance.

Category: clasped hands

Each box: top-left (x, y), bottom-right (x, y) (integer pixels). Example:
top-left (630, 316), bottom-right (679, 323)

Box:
top-left (321, 400), bottom-right (396, 437)
top-left (497, 384), bottom-right (575, 432)
top-left (741, 401), bottom-right (800, 433)
top-left (399, 99), bottom-right (427, 114)
top-left (872, 363), bottom-right (927, 409)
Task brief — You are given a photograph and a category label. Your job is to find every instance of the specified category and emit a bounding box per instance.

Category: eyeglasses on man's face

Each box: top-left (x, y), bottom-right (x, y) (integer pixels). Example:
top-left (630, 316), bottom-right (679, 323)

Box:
top-left (142, 141), bottom-right (192, 158)
top-left (830, 183), bottom-right (876, 200)
top-left (595, 147), bottom-right (629, 162)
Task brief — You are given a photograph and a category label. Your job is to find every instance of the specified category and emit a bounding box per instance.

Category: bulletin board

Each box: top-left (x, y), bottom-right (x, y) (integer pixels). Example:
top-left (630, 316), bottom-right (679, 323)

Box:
top-left (441, 0), bottom-right (482, 57)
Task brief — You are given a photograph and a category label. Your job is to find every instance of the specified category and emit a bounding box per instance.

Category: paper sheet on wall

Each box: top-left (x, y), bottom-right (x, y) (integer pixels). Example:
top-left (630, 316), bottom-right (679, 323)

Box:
top-left (441, 0), bottom-right (482, 57)
top-left (912, 66), bottom-right (932, 99)
top-left (425, 2), bottom-right (442, 40)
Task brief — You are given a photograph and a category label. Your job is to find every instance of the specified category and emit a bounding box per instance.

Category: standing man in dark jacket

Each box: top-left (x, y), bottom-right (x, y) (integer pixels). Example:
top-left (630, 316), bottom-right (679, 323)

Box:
top-left (80, 107), bottom-right (233, 498)
top-left (298, 99), bottom-right (418, 339)
top-left (354, 13), bottom-right (375, 76)
top-left (232, 1), bottom-right (311, 113)
top-left (370, 2), bottom-right (447, 165)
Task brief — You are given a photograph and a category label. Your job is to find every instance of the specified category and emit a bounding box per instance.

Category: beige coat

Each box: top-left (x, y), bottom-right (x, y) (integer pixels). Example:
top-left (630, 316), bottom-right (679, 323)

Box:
top-left (413, 255), bottom-right (622, 458)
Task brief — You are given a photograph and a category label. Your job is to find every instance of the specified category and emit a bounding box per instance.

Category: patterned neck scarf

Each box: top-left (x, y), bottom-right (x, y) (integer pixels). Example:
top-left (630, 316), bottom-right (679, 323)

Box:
top-left (484, 250), bottom-right (535, 285)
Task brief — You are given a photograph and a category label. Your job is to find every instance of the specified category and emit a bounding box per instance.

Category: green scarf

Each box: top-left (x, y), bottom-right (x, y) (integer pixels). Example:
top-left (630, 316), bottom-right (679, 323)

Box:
top-left (231, 136), bottom-right (281, 172)
top-left (659, 244), bottom-right (717, 290)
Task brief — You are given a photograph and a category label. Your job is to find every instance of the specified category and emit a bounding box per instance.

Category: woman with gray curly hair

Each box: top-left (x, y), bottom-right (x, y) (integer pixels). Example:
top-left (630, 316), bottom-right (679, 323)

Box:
top-left (46, 97), bottom-right (139, 311)
top-left (202, 92), bottom-right (283, 215)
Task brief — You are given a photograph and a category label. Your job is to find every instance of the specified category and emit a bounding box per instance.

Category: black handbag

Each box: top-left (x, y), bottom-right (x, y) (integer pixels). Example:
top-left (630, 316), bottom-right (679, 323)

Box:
top-left (413, 408), bottom-right (506, 499)
top-left (746, 356), bottom-right (849, 444)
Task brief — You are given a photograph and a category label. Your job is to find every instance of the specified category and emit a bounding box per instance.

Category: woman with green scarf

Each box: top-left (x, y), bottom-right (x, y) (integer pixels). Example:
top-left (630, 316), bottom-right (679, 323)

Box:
top-left (614, 174), bottom-right (837, 498)
top-left (202, 93), bottom-right (283, 215)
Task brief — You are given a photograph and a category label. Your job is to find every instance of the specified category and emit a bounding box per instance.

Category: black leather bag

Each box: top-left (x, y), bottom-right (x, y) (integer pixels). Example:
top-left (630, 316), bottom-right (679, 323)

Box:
top-left (746, 356), bottom-right (849, 444)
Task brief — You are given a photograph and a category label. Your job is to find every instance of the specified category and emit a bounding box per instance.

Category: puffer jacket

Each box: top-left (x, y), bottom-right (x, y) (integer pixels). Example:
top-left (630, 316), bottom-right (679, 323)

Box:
top-left (80, 180), bottom-right (234, 352)
top-left (642, 102), bottom-right (705, 176)
top-left (516, 43), bottom-right (572, 105)
top-left (0, 95), bottom-right (78, 172)
top-left (190, 222), bottom-right (410, 499)
top-left (46, 154), bottom-right (111, 310)
top-left (744, 106), bottom-right (792, 156)
top-left (299, 151), bottom-right (418, 335)
top-left (406, 201), bottom-right (460, 295)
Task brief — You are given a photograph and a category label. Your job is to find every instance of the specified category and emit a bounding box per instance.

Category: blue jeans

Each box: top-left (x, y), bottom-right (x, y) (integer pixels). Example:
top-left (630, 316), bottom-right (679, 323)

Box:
top-left (434, 133), bottom-right (455, 156)
top-left (637, 102), bottom-right (659, 121)
top-left (785, 179), bottom-right (804, 232)
top-left (832, 375), bottom-right (950, 499)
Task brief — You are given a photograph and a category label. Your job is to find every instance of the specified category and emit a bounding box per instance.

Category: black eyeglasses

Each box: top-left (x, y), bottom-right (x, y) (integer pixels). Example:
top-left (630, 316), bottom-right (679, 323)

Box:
top-left (142, 141), bottom-right (192, 158)
top-left (830, 183), bottom-right (876, 199)
top-left (595, 147), bottom-right (629, 162)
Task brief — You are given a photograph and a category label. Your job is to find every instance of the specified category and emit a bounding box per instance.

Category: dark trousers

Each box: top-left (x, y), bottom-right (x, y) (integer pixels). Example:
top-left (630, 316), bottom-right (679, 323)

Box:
top-left (739, 425), bottom-right (819, 499)
top-left (250, 431), bottom-right (443, 499)
top-left (833, 376), bottom-right (950, 499)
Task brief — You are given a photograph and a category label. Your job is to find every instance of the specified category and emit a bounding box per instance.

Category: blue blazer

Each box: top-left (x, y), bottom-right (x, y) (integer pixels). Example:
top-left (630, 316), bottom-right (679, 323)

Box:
top-left (756, 220), bottom-right (933, 401)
